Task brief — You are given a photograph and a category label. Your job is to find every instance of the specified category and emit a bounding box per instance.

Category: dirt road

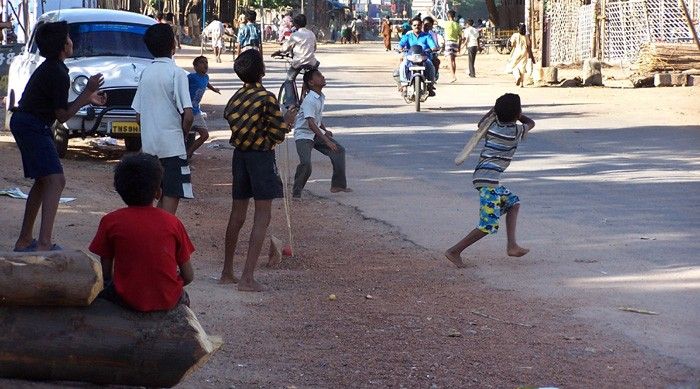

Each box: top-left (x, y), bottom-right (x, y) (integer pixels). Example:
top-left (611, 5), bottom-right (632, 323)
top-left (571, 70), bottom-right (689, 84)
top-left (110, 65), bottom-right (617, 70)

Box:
top-left (0, 42), bottom-right (698, 387)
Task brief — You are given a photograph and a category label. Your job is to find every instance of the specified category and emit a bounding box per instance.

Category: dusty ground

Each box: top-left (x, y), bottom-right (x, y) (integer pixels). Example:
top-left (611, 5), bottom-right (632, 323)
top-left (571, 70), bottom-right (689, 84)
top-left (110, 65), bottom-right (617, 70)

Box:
top-left (0, 138), bottom-right (696, 388)
top-left (0, 43), bottom-right (698, 388)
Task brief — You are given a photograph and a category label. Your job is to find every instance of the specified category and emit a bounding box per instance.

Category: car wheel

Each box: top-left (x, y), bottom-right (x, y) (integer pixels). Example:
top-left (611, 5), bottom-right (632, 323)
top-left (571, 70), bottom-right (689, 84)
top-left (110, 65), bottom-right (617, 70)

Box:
top-left (53, 123), bottom-right (69, 158)
top-left (124, 137), bottom-right (142, 152)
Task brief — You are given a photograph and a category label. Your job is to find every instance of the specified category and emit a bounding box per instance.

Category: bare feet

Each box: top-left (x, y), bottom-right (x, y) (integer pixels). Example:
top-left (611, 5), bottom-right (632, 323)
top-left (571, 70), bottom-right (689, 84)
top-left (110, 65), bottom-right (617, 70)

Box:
top-left (238, 279), bottom-right (267, 292)
top-left (507, 245), bottom-right (530, 257)
top-left (330, 187), bottom-right (353, 193)
top-left (444, 250), bottom-right (468, 268)
top-left (218, 274), bottom-right (239, 284)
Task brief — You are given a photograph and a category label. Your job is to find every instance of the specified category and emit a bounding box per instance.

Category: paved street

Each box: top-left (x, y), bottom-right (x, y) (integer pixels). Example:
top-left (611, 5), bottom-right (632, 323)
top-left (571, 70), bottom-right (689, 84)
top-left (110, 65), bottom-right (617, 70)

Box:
top-left (189, 42), bottom-right (700, 370)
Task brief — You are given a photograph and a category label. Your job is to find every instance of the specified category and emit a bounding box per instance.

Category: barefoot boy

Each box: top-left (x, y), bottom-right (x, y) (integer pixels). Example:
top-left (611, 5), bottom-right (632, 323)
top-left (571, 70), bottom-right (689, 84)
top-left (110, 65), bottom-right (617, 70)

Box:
top-left (445, 93), bottom-right (535, 267)
top-left (220, 49), bottom-right (297, 291)
top-left (187, 56), bottom-right (220, 159)
top-left (10, 21), bottom-right (105, 252)
top-left (89, 153), bottom-right (194, 312)
top-left (292, 69), bottom-right (352, 198)
top-left (132, 23), bottom-right (194, 215)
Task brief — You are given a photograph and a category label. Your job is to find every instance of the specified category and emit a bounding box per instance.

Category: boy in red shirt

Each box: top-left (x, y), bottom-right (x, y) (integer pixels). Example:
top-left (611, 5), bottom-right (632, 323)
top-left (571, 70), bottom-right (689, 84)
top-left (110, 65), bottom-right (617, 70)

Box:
top-left (89, 153), bottom-right (194, 312)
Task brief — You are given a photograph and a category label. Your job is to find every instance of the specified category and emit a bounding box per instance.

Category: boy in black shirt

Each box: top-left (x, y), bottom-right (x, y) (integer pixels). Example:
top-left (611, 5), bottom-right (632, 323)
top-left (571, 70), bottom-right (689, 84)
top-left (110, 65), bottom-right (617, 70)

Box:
top-left (10, 21), bottom-right (105, 252)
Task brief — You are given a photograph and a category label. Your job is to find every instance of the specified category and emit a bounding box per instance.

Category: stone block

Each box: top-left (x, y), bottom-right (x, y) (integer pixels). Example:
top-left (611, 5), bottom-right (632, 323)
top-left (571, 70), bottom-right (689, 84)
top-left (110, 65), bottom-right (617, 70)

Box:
top-left (670, 73), bottom-right (687, 86)
top-left (582, 59), bottom-right (603, 86)
top-left (688, 75), bottom-right (700, 86)
top-left (654, 73), bottom-right (672, 87)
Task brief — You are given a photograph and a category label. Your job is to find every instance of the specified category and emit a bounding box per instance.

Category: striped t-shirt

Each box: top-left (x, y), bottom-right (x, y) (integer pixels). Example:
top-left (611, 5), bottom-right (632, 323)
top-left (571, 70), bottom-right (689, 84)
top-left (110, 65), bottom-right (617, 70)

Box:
top-left (472, 120), bottom-right (529, 188)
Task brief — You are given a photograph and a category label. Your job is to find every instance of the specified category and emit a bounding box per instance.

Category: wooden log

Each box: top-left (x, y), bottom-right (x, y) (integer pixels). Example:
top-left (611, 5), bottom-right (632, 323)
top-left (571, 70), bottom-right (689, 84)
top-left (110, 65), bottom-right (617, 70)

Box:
top-left (0, 249), bottom-right (102, 306)
top-left (0, 299), bottom-right (220, 388)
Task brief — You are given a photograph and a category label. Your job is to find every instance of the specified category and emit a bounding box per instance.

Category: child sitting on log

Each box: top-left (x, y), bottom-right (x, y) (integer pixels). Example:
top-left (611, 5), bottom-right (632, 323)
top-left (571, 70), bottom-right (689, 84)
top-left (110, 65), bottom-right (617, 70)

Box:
top-left (89, 153), bottom-right (195, 311)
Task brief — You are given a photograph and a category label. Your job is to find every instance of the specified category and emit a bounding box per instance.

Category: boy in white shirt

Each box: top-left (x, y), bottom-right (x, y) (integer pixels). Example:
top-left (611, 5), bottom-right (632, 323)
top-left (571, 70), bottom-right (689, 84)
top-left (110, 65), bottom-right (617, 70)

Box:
top-left (132, 23), bottom-right (193, 215)
top-left (292, 69), bottom-right (352, 198)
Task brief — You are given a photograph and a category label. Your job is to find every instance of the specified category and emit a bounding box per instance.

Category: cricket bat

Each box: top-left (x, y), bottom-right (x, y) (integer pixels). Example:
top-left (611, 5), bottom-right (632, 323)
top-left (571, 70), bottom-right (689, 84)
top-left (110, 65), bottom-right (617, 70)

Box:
top-left (454, 111), bottom-right (496, 166)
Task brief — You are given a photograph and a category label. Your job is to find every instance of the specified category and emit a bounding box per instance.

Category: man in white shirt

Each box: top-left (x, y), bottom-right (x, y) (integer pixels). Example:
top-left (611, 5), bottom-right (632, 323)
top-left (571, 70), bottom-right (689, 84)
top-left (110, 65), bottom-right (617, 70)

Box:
top-left (463, 19), bottom-right (480, 77)
top-left (203, 17), bottom-right (225, 62)
top-left (274, 14), bottom-right (318, 78)
top-left (132, 24), bottom-right (193, 214)
top-left (271, 14), bottom-right (319, 100)
top-left (292, 69), bottom-right (351, 198)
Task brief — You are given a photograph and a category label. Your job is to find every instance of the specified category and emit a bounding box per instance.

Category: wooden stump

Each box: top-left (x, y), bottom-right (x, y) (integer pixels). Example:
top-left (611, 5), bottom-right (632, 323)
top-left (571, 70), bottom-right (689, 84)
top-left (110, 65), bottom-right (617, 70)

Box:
top-left (0, 249), bottom-right (102, 306)
top-left (542, 67), bottom-right (558, 84)
top-left (0, 299), bottom-right (220, 387)
top-left (582, 58), bottom-right (603, 86)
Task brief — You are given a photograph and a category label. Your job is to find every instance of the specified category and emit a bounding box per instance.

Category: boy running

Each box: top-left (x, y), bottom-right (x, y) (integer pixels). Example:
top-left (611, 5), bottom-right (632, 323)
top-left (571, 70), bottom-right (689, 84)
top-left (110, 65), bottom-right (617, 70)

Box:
top-left (132, 23), bottom-right (193, 215)
top-left (445, 93), bottom-right (535, 267)
top-left (292, 69), bottom-right (352, 198)
top-left (90, 153), bottom-right (194, 312)
top-left (10, 21), bottom-right (105, 252)
top-left (220, 50), bottom-right (297, 292)
top-left (187, 56), bottom-right (220, 159)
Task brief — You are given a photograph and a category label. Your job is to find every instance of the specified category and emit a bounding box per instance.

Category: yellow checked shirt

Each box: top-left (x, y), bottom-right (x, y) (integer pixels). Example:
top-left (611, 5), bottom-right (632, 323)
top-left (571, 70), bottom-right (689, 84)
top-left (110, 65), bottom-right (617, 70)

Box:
top-left (224, 83), bottom-right (290, 151)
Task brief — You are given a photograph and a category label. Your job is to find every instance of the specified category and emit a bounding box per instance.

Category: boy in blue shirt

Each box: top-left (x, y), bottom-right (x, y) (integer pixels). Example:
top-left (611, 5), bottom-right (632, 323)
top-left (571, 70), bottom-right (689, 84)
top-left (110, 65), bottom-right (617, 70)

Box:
top-left (187, 56), bottom-right (220, 159)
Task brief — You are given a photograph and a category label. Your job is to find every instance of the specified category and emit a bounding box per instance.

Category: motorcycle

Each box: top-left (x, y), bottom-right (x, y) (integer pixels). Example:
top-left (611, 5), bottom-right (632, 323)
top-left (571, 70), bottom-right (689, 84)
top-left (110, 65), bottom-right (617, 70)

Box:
top-left (393, 45), bottom-right (433, 112)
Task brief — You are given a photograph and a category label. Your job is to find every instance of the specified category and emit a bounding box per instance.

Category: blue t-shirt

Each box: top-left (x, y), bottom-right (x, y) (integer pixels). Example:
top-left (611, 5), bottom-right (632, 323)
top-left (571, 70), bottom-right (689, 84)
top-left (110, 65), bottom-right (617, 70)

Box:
top-left (399, 31), bottom-right (437, 54)
top-left (238, 23), bottom-right (261, 48)
top-left (187, 72), bottom-right (209, 115)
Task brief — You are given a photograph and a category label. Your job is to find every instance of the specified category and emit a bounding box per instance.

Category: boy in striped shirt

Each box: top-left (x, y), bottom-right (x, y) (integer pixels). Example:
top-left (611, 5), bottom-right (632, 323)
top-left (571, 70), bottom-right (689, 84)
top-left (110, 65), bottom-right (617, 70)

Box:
top-left (445, 93), bottom-right (535, 268)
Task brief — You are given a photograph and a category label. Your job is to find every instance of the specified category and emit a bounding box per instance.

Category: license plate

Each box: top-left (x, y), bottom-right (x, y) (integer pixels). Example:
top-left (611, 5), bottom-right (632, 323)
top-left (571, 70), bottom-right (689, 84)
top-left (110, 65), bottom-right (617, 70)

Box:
top-left (111, 122), bottom-right (140, 134)
top-left (409, 66), bottom-right (425, 71)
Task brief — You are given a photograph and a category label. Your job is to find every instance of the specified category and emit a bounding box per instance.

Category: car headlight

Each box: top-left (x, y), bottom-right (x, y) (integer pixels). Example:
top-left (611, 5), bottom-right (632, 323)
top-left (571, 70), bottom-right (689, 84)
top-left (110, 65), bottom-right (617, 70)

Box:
top-left (71, 75), bottom-right (89, 94)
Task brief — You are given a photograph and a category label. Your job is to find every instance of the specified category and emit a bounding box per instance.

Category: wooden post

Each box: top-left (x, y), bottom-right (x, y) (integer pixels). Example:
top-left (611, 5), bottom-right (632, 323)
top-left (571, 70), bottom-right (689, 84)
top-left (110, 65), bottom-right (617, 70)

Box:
top-left (0, 299), bottom-right (220, 388)
top-left (0, 250), bottom-right (102, 307)
top-left (679, 0), bottom-right (700, 50)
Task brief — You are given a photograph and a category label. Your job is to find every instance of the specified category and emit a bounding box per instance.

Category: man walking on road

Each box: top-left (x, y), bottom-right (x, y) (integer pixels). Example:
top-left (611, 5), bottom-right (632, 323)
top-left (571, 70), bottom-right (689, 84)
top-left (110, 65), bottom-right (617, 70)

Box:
top-left (442, 10), bottom-right (463, 82)
top-left (381, 16), bottom-right (392, 51)
top-left (464, 19), bottom-right (480, 77)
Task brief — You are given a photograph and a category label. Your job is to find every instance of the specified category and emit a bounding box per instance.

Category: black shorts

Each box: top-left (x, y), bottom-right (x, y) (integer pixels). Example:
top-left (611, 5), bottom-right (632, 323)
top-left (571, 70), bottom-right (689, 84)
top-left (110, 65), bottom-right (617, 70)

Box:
top-left (10, 111), bottom-right (63, 179)
top-left (232, 148), bottom-right (283, 200)
top-left (160, 155), bottom-right (194, 199)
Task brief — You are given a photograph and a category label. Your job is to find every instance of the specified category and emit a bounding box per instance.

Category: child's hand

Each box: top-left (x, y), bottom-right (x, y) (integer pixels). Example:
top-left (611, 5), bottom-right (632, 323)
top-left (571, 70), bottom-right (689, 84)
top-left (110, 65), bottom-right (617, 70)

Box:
top-left (283, 106), bottom-right (298, 126)
top-left (213, 87), bottom-right (221, 94)
top-left (86, 73), bottom-right (104, 93)
top-left (90, 90), bottom-right (107, 106)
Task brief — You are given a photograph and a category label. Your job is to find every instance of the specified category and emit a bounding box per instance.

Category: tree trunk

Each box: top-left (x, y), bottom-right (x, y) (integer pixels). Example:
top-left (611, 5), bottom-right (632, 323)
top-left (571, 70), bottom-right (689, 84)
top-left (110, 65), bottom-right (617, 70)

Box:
top-left (0, 249), bottom-right (102, 307)
top-left (485, 0), bottom-right (499, 26)
top-left (0, 299), bottom-right (220, 388)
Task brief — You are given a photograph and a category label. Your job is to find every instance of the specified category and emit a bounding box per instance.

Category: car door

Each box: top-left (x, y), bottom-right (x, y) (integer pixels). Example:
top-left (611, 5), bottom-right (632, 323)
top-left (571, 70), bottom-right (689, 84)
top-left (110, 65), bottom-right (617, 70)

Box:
top-left (7, 20), bottom-right (44, 110)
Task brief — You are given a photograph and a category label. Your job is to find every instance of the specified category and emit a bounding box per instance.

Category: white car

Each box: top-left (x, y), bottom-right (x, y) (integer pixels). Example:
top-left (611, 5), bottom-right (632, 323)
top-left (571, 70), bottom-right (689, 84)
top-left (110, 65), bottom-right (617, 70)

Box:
top-left (6, 9), bottom-right (156, 157)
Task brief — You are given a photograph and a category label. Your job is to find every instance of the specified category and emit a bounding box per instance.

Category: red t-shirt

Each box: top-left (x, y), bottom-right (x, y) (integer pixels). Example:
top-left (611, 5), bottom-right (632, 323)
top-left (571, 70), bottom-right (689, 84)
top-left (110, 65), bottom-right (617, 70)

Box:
top-left (89, 206), bottom-right (194, 312)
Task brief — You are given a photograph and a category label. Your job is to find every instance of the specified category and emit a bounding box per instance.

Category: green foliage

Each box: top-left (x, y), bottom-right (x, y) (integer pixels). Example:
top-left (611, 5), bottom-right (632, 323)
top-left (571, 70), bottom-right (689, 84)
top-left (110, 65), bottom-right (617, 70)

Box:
top-left (450, 0), bottom-right (488, 20)
top-left (249, 0), bottom-right (299, 9)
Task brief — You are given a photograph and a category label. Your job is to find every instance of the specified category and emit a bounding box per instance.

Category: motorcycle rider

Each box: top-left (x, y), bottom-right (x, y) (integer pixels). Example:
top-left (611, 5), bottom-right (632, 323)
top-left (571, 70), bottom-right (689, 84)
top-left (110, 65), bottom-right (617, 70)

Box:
top-left (271, 14), bottom-right (319, 99)
top-left (398, 16), bottom-right (439, 96)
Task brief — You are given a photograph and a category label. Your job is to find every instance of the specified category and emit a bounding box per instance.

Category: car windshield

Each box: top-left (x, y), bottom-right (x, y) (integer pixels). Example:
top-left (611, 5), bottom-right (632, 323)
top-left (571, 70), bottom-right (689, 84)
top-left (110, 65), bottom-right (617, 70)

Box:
top-left (69, 22), bottom-right (153, 58)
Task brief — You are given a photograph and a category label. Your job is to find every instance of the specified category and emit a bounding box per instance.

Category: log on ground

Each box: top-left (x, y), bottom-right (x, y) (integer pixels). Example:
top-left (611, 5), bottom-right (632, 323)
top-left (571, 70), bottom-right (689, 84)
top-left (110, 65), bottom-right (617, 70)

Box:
top-left (0, 249), bottom-right (102, 306)
top-left (0, 298), bottom-right (220, 387)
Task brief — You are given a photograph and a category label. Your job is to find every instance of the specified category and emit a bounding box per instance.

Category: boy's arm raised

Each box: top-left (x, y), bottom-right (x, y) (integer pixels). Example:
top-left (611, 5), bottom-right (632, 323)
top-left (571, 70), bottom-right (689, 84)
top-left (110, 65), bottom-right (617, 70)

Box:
top-left (56, 74), bottom-right (104, 123)
top-left (519, 113), bottom-right (535, 131)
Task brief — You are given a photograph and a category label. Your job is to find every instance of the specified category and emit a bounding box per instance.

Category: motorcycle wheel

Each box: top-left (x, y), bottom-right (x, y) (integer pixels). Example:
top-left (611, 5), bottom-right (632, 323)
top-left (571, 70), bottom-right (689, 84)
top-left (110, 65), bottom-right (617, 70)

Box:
top-left (414, 81), bottom-right (421, 112)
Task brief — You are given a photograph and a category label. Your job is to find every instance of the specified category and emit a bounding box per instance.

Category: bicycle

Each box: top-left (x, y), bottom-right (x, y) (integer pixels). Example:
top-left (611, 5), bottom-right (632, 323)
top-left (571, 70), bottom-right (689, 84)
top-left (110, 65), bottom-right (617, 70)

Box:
top-left (270, 51), bottom-right (319, 112)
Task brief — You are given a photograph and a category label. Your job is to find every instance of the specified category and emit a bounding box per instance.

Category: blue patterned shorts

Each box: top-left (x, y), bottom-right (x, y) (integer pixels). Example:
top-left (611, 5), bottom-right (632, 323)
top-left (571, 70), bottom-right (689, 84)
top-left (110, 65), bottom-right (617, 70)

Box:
top-left (477, 186), bottom-right (520, 234)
